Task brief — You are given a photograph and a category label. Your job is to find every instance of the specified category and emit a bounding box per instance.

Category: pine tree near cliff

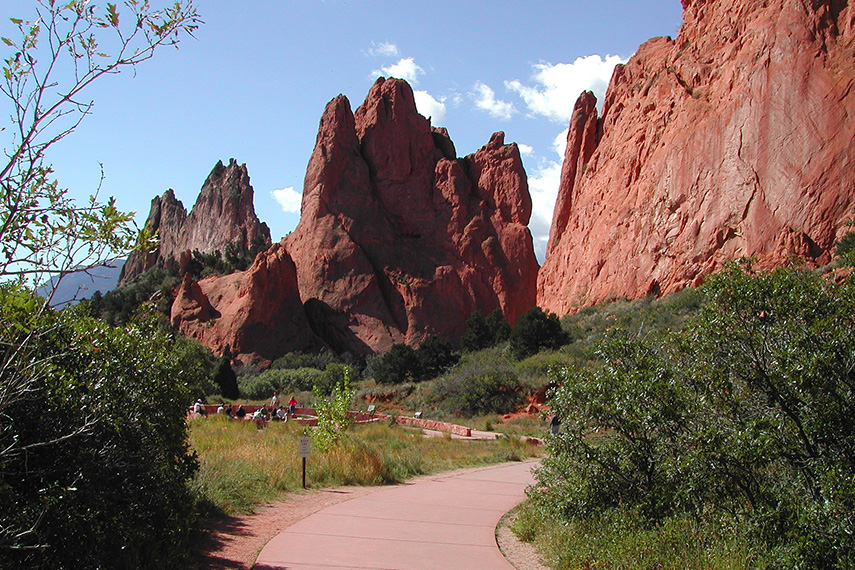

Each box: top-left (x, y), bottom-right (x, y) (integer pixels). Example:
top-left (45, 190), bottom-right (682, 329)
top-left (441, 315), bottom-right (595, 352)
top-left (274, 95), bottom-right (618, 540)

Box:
top-left (213, 347), bottom-right (240, 400)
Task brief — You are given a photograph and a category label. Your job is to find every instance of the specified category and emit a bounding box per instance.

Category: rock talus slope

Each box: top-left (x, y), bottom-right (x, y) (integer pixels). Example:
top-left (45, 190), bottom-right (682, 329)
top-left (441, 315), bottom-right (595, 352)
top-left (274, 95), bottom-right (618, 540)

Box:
top-left (120, 159), bottom-right (271, 283)
top-left (538, 0), bottom-right (855, 314)
top-left (285, 78), bottom-right (538, 354)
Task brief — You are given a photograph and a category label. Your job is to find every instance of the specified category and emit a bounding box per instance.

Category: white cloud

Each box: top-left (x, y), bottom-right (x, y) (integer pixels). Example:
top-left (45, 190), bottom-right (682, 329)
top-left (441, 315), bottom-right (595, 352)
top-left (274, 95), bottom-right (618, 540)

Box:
top-left (271, 187), bottom-right (302, 214)
top-left (413, 90), bottom-right (447, 123)
top-left (376, 57), bottom-right (424, 84)
top-left (366, 41), bottom-right (400, 58)
top-left (471, 82), bottom-right (516, 121)
top-left (506, 54), bottom-right (625, 123)
top-left (552, 128), bottom-right (569, 159)
top-left (517, 143), bottom-right (534, 156)
top-left (527, 159), bottom-right (564, 263)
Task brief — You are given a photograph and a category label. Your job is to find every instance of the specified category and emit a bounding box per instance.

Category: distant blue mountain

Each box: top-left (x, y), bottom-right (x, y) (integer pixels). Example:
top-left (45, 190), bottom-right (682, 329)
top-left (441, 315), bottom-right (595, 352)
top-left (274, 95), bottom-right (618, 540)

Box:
top-left (37, 259), bottom-right (126, 308)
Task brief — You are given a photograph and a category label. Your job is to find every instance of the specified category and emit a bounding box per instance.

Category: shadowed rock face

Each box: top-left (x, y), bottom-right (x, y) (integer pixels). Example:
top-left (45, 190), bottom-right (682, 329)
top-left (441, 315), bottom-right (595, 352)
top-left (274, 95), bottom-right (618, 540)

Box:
top-left (538, 0), bottom-right (855, 315)
top-left (119, 159), bottom-right (271, 283)
top-left (285, 78), bottom-right (539, 354)
top-left (171, 243), bottom-right (321, 367)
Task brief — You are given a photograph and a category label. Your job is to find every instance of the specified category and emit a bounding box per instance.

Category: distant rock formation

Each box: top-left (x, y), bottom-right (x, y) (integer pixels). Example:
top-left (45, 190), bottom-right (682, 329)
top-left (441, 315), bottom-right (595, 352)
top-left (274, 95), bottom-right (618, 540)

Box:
top-left (538, 0), bottom-right (855, 314)
top-left (119, 159), bottom-right (271, 283)
top-left (284, 78), bottom-right (538, 354)
top-left (172, 78), bottom-right (539, 363)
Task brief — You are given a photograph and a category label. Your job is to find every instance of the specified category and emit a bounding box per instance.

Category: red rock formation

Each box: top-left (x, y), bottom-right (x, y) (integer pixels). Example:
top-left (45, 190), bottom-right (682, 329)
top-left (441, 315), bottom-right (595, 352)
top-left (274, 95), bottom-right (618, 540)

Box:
top-left (118, 189), bottom-right (187, 281)
top-left (539, 0), bottom-right (855, 315)
top-left (285, 78), bottom-right (539, 354)
top-left (171, 243), bottom-right (321, 367)
top-left (119, 159), bottom-right (271, 283)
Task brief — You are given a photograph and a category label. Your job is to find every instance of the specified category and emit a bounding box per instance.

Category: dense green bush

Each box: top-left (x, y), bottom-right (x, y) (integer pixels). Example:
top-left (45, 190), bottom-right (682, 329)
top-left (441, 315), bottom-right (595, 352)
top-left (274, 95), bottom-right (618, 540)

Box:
top-left (0, 287), bottom-right (201, 569)
top-left (431, 356), bottom-right (524, 417)
top-left (415, 335), bottom-right (460, 379)
top-left (373, 343), bottom-right (420, 384)
top-left (372, 338), bottom-right (459, 384)
top-left (532, 265), bottom-right (855, 569)
top-left (213, 349), bottom-right (240, 400)
top-left (461, 309), bottom-right (511, 351)
top-left (238, 367), bottom-right (325, 399)
top-left (509, 307), bottom-right (569, 360)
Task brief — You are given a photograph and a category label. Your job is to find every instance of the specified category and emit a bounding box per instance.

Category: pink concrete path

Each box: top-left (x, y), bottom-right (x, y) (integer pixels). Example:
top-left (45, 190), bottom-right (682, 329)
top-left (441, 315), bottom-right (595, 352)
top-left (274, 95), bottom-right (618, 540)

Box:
top-left (254, 459), bottom-right (539, 570)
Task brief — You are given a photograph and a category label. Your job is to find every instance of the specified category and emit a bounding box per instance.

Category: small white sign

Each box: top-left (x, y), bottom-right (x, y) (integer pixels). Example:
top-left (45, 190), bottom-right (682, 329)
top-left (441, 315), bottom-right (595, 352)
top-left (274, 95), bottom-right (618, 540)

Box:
top-left (298, 436), bottom-right (311, 458)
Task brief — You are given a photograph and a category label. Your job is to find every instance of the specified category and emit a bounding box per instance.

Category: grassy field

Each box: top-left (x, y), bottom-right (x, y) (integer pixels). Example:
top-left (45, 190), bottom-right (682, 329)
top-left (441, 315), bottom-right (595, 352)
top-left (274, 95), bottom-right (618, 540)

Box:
top-left (189, 415), bottom-right (542, 515)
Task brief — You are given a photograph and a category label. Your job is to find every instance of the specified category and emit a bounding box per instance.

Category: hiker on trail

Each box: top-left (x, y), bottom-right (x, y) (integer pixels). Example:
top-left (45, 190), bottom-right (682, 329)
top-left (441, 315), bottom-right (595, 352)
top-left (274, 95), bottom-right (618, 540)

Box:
top-left (217, 403), bottom-right (225, 415)
top-left (193, 399), bottom-right (207, 417)
top-left (549, 414), bottom-right (561, 436)
top-left (288, 395), bottom-right (297, 417)
top-left (235, 405), bottom-right (246, 419)
top-left (271, 391), bottom-right (280, 409)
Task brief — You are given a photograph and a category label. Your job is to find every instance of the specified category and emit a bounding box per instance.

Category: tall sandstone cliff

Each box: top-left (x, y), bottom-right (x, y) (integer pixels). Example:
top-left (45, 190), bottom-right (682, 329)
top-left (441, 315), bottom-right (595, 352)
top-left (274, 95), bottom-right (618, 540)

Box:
top-left (119, 159), bottom-right (272, 283)
top-left (171, 78), bottom-right (539, 363)
top-left (538, 0), bottom-right (855, 314)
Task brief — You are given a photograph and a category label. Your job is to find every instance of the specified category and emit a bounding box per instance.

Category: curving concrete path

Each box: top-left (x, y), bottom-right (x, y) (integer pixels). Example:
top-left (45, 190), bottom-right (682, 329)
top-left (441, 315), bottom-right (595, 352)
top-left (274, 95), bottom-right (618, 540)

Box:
top-left (254, 459), bottom-right (539, 570)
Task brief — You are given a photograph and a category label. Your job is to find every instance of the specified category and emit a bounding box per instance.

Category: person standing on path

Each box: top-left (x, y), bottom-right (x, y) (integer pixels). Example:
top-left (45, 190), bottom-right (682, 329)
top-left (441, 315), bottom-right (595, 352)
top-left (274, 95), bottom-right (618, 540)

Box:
top-left (288, 395), bottom-right (297, 417)
top-left (549, 414), bottom-right (561, 436)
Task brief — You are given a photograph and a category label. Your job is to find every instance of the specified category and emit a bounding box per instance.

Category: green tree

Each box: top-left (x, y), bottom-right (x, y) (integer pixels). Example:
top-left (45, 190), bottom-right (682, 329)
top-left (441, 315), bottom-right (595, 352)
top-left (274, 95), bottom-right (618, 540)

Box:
top-left (374, 343), bottom-right (420, 384)
top-left (415, 335), bottom-right (459, 380)
top-left (461, 308), bottom-right (511, 352)
top-left (485, 309), bottom-right (512, 343)
top-left (0, 290), bottom-right (201, 568)
top-left (461, 310), bottom-right (492, 351)
top-left (533, 264), bottom-right (855, 569)
top-left (312, 368), bottom-right (355, 451)
top-left (1, 0), bottom-right (200, 286)
top-left (0, 1), bottom-right (199, 562)
top-left (213, 347), bottom-right (240, 400)
top-left (509, 306), bottom-right (569, 359)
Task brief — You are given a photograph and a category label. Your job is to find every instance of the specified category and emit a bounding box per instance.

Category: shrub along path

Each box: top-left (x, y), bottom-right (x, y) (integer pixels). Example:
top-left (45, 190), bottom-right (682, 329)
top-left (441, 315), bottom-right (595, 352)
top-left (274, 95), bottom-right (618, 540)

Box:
top-left (254, 459), bottom-right (539, 570)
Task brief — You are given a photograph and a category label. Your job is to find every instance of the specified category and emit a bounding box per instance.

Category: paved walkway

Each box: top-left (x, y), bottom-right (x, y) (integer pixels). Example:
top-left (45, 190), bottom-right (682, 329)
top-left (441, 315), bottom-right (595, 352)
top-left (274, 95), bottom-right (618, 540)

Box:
top-left (254, 459), bottom-right (539, 570)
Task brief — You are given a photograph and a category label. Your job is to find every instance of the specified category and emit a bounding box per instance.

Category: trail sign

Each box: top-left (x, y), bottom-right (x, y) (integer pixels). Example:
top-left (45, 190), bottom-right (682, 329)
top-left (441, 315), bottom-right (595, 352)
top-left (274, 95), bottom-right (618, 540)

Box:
top-left (298, 436), bottom-right (311, 458)
top-left (298, 436), bottom-right (311, 489)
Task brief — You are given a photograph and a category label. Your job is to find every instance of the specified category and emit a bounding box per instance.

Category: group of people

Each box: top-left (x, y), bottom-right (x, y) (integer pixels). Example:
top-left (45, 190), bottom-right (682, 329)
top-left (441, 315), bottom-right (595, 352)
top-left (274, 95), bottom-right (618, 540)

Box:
top-left (192, 393), bottom-right (299, 424)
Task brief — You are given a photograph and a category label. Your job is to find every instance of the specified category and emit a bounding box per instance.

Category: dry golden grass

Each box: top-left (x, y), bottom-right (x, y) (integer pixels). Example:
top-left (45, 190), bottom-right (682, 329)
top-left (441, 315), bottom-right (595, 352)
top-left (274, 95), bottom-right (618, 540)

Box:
top-left (189, 416), bottom-right (542, 515)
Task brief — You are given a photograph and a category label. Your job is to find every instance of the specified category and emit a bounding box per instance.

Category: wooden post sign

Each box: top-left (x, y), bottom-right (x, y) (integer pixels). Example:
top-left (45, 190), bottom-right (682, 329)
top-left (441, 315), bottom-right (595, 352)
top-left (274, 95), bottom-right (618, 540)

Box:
top-left (298, 436), bottom-right (311, 488)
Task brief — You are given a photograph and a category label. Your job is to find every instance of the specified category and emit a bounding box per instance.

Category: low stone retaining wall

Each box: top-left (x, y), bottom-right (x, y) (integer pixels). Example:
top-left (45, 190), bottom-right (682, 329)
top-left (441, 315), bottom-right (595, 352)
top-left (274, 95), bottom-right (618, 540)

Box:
top-left (377, 414), bottom-right (471, 437)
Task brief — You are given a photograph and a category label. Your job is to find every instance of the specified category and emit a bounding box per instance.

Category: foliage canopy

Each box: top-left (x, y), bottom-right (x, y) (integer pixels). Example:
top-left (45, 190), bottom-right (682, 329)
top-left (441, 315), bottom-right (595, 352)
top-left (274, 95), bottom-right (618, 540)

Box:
top-left (532, 264), bottom-right (855, 569)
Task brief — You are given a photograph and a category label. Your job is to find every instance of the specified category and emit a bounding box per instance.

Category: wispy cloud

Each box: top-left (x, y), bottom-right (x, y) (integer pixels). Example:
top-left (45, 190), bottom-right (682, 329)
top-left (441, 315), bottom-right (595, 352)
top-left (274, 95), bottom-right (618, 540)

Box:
top-left (365, 41), bottom-right (400, 58)
top-left (375, 57), bottom-right (425, 84)
top-left (471, 82), bottom-right (516, 121)
top-left (506, 54), bottom-right (625, 122)
top-left (527, 159), bottom-right (563, 263)
top-left (521, 129), bottom-right (570, 263)
top-left (414, 90), bottom-right (447, 123)
top-left (271, 187), bottom-right (302, 214)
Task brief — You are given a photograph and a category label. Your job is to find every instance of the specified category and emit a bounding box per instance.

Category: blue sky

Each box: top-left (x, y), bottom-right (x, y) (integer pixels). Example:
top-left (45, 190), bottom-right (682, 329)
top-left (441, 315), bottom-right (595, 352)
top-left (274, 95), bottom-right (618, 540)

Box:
top-left (2, 0), bottom-right (683, 262)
